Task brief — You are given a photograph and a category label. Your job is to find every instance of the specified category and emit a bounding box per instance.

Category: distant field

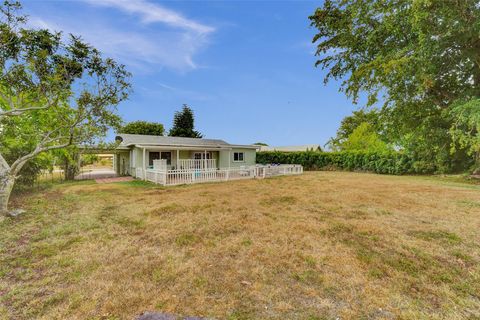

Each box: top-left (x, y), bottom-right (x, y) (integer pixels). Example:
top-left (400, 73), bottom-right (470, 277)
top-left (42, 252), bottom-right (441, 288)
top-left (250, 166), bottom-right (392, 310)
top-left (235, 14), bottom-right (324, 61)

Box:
top-left (1, 172), bottom-right (480, 319)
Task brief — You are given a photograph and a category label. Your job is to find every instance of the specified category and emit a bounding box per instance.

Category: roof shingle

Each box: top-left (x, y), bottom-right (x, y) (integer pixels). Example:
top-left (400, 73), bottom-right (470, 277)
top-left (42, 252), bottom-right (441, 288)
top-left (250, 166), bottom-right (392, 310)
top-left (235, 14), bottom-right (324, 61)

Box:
top-left (115, 134), bottom-right (256, 149)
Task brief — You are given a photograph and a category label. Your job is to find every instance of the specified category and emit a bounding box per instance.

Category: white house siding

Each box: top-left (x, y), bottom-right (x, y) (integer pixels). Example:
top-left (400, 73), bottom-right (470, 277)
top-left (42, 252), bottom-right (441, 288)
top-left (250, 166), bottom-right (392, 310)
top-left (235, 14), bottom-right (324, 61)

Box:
top-left (219, 148), bottom-right (256, 168)
top-left (129, 146), bottom-right (255, 176)
top-left (134, 147), bottom-right (143, 169)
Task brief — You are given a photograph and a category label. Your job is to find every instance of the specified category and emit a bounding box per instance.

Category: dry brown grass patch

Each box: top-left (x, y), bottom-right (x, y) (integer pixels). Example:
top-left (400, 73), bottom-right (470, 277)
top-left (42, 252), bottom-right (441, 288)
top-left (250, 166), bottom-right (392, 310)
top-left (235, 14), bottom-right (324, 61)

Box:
top-left (1, 172), bottom-right (480, 319)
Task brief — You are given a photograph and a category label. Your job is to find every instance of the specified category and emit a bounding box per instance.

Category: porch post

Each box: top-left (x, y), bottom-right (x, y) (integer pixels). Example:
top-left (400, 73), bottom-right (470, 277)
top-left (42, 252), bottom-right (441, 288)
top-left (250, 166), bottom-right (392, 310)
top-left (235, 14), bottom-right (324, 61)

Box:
top-left (228, 150), bottom-right (231, 169)
top-left (204, 150), bottom-right (207, 170)
top-left (176, 149), bottom-right (180, 170)
top-left (142, 147), bottom-right (146, 180)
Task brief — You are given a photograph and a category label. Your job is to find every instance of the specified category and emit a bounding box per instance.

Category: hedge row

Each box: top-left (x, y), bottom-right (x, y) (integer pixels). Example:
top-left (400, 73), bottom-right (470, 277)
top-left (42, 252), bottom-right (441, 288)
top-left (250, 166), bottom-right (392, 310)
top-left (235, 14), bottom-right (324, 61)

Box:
top-left (256, 151), bottom-right (433, 175)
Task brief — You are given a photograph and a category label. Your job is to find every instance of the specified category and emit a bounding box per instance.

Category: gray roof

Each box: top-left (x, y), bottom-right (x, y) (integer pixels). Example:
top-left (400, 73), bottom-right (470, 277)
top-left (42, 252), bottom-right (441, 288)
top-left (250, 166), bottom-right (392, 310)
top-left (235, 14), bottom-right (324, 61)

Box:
top-left (115, 134), bottom-right (258, 149)
top-left (259, 144), bottom-right (321, 152)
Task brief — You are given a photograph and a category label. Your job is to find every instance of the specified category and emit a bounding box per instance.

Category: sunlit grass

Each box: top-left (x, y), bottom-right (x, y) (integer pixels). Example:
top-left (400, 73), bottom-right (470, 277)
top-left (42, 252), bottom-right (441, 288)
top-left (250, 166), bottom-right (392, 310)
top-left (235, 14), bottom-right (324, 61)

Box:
top-left (1, 172), bottom-right (479, 319)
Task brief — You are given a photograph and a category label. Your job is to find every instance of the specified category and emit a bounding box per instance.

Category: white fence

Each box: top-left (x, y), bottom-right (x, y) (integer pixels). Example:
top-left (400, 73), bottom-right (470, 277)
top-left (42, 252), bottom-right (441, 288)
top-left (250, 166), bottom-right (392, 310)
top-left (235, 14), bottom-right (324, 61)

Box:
top-left (178, 159), bottom-right (216, 170)
top-left (256, 164), bottom-right (304, 178)
top-left (144, 164), bottom-right (303, 186)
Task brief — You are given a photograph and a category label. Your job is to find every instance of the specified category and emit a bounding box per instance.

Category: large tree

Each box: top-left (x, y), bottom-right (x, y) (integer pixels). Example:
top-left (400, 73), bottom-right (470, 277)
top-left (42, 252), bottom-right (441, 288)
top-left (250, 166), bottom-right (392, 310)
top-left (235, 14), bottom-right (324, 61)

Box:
top-left (168, 104), bottom-right (202, 138)
top-left (120, 120), bottom-right (164, 136)
top-left (310, 0), bottom-right (480, 172)
top-left (0, 1), bottom-right (131, 215)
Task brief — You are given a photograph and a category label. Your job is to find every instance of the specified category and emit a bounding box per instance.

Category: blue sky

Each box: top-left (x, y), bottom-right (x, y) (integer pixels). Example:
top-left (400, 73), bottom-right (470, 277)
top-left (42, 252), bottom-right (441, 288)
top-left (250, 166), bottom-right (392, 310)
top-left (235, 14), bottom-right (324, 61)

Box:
top-left (24, 0), bottom-right (358, 147)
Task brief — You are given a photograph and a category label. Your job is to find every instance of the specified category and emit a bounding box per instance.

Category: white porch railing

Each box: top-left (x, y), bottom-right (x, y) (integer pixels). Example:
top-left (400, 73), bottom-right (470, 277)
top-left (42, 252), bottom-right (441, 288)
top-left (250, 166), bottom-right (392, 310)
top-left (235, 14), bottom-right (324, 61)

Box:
top-left (178, 159), bottom-right (216, 170)
top-left (144, 164), bottom-right (303, 186)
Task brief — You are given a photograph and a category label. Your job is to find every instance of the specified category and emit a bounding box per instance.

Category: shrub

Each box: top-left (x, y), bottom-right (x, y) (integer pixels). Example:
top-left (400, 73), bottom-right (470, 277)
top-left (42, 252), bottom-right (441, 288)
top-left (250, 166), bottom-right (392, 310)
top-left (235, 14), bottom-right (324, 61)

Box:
top-left (256, 151), bottom-right (434, 175)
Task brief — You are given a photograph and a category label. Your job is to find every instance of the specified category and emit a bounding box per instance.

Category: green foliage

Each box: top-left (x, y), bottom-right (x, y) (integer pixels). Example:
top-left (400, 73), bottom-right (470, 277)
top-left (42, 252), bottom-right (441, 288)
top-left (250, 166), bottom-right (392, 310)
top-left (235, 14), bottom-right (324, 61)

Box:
top-left (53, 147), bottom-right (79, 180)
top-left (339, 122), bottom-right (390, 152)
top-left (257, 151), bottom-right (433, 175)
top-left (119, 121), bottom-right (164, 136)
top-left (81, 154), bottom-right (99, 166)
top-left (253, 142), bottom-right (268, 146)
top-left (0, 112), bottom-right (53, 187)
top-left (168, 104), bottom-right (202, 138)
top-left (328, 109), bottom-right (384, 150)
top-left (449, 99), bottom-right (480, 171)
top-left (3, 146), bottom-right (52, 187)
top-left (0, 0), bottom-right (131, 202)
top-left (309, 0), bottom-right (480, 173)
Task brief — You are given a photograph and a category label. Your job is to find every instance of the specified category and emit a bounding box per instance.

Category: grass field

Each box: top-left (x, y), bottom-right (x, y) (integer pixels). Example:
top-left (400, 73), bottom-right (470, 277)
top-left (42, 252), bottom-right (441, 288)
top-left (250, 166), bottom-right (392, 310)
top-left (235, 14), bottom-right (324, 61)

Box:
top-left (1, 172), bottom-right (480, 320)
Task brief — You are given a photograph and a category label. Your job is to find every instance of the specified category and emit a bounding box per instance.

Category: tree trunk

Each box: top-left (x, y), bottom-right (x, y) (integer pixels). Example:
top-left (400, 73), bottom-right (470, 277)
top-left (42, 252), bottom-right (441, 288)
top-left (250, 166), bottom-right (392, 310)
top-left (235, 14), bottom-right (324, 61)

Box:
top-left (0, 153), bottom-right (14, 217)
top-left (64, 152), bottom-right (79, 181)
top-left (0, 176), bottom-right (14, 216)
top-left (64, 161), bottom-right (77, 180)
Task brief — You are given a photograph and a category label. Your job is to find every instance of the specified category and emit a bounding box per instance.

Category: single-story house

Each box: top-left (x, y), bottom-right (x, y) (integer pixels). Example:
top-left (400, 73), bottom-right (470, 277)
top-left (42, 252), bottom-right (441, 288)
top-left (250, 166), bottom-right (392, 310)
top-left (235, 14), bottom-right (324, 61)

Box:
top-left (113, 134), bottom-right (259, 177)
top-left (258, 144), bottom-right (321, 152)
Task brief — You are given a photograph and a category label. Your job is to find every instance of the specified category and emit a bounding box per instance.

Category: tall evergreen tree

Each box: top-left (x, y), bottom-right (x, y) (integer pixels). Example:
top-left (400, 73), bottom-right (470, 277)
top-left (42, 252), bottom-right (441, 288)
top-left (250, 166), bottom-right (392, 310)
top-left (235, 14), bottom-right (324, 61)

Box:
top-left (168, 105), bottom-right (202, 138)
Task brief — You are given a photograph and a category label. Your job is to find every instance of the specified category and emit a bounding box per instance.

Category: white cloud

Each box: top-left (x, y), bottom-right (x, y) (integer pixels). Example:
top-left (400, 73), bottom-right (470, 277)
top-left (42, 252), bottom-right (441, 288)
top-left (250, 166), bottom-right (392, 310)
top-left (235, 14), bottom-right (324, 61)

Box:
top-left (83, 0), bottom-right (214, 35)
top-left (155, 82), bottom-right (215, 101)
top-left (27, 16), bottom-right (54, 30)
top-left (28, 0), bottom-right (215, 72)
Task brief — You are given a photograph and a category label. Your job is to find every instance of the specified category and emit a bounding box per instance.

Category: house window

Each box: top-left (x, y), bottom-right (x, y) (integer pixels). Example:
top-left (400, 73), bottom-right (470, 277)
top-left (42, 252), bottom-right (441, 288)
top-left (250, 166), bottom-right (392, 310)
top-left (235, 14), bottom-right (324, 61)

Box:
top-left (148, 151), bottom-right (171, 166)
top-left (149, 152), bottom-right (160, 166)
top-left (233, 152), bottom-right (244, 162)
top-left (161, 151), bottom-right (171, 165)
top-left (194, 152), bottom-right (211, 160)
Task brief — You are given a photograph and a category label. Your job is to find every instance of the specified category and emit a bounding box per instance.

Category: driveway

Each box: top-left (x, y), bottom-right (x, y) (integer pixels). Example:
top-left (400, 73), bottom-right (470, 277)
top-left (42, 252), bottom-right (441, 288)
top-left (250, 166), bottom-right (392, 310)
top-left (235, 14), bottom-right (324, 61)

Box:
top-left (75, 168), bottom-right (118, 180)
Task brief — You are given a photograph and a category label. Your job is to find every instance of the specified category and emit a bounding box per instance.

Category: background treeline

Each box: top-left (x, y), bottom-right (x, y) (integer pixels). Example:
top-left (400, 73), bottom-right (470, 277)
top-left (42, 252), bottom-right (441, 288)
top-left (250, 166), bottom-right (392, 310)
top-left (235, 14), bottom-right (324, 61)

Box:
top-left (257, 150), bottom-right (446, 175)
top-left (316, 109), bottom-right (475, 174)
top-left (309, 1), bottom-right (480, 175)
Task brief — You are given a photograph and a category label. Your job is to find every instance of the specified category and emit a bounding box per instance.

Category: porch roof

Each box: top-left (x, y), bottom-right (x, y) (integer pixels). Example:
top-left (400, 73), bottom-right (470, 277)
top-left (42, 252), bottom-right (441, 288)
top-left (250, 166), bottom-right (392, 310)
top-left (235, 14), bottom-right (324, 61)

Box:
top-left (115, 134), bottom-right (259, 150)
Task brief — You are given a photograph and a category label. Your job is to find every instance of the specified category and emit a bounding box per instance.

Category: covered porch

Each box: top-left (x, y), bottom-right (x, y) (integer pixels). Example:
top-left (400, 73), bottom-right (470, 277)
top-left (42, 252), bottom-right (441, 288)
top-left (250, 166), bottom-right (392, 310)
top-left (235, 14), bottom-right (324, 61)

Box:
top-left (132, 145), bottom-right (232, 179)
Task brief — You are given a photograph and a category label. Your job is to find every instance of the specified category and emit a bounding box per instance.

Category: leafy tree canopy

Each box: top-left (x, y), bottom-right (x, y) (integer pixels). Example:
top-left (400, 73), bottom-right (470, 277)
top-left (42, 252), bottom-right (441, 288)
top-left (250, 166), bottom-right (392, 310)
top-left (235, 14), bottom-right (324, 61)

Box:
top-left (120, 121), bottom-right (164, 136)
top-left (168, 104), bottom-right (202, 138)
top-left (328, 109), bottom-right (383, 150)
top-left (253, 142), bottom-right (268, 146)
top-left (339, 122), bottom-right (390, 152)
top-left (310, 0), bottom-right (480, 172)
top-left (0, 0), bottom-right (131, 214)
top-left (450, 99), bottom-right (480, 171)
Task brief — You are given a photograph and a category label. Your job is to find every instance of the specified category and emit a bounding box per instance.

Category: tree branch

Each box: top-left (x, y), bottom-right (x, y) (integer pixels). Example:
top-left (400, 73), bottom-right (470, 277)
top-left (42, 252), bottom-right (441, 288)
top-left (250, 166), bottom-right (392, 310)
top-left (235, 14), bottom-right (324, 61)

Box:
top-left (0, 105), bottom-right (51, 117)
top-left (9, 141), bottom-right (73, 178)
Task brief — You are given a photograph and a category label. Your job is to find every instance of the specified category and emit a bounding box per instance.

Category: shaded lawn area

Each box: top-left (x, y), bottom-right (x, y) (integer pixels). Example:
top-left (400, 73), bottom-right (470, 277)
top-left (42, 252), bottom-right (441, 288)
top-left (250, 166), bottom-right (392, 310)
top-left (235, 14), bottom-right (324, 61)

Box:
top-left (1, 172), bottom-right (480, 320)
